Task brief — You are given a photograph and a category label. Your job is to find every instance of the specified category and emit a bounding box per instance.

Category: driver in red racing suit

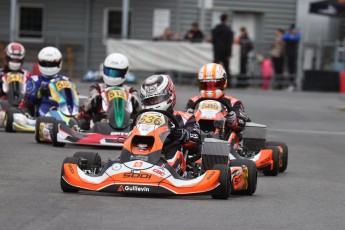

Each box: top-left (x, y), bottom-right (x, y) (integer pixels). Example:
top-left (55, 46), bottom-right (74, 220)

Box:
top-left (140, 74), bottom-right (201, 174)
top-left (185, 63), bottom-right (247, 135)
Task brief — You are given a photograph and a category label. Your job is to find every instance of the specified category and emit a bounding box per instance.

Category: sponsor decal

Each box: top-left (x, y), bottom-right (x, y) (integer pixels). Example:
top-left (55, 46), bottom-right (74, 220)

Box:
top-left (38, 123), bottom-right (45, 141)
top-left (260, 158), bottom-right (270, 165)
top-left (133, 162), bottom-right (143, 168)
top-left (123, 172), bottom-right (152, 179)
top-left (234, 174), bottom-right (243, 185)
top-left (55, 80), bottom-right (72, 91)
top-left (118, 185), bottom-right (124, 192)
top-left (68, 164), bottom-right (74, 174)
top-left (124, 185), bottom-right (150, 192)
top-left (112, 163), bottom-right (122, 171)
top-left (207, 171), bottom-right (216, 180)
top-left (108, 90), bottom-right (127, 101)
top-left (110, 132), bottom-right (128, 136)
top-left (199, 101), bottom-right (221, 111)
top-left (146, 85), bottom-right (157, 93)
top-left (130, 155), bottom-right (148, 161)
top-left (153, 168), bottom-right (165, 176)
top-left (7, 73), bottom-right (23, 83)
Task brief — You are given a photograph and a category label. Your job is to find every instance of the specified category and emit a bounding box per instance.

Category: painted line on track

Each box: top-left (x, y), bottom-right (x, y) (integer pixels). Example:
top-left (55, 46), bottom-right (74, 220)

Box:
top-left (270, 128), bottom-right (345, 136)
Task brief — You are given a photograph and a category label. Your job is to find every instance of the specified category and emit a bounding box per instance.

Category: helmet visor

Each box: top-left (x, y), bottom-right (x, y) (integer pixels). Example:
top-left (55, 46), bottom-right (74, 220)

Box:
top-left (6, 56), bottom-right (23, 63)
top-left (39, 60), bottom-right (61, 68)
top-left (142, 93), bottom-right (170, 106)
top-left (103, 67), bottom-right (128, 78)
top-left (199, 78), bottom-right (226, 91)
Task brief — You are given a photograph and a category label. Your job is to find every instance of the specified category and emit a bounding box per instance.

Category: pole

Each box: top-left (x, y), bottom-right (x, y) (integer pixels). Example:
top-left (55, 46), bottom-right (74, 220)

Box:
top-left (10, 0), bottom-right (17, 42)
top-left (122, 0), bottom-right (129, 39)
top-left (199, 0), bottom-right (206, 31)
top-left (84, 0), bottom-right (92, 72)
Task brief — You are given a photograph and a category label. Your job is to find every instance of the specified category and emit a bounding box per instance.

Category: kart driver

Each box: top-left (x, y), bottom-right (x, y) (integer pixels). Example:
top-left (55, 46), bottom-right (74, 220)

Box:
top-left (140, 75), bottom-right (201, 174)
top-left (81, 53), bottom-right (141, 127)
top-left (185, 63), bottom-right (247, 136)
top-left (23, 46), bottom-right (71, 117)
top-left (0, 42), bottom-right (31, 100)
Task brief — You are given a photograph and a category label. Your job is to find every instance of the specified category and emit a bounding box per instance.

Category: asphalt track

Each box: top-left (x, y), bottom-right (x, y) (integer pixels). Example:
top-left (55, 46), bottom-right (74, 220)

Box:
top-left (1, 83), bottom-right (345, 230)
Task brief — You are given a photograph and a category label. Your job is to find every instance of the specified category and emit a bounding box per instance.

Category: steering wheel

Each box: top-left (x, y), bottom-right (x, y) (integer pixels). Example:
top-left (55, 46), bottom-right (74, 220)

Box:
top-left (130, 109), bottom-right (180, 130)
top-left (191, 97), bottom-right (232, 112)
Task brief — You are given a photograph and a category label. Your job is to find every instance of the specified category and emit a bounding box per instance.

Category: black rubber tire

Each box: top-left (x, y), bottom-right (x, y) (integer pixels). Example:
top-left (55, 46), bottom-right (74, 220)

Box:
top-left (263, 146), bottom-right (280, 176)
top-left (211, 164), bottom-right (231, 199)
top-left (266, 141), bottom-right (288, 173)
top-left (230, 159), bottom-right (257, 195)
top-left (4, 107), bottom-right (18, 132)
top-left (73, 152), bottom-right (102, 168)
top-left (35, 117), bottom-right (56, 143)
top-left (68, 117), bottom-right (80, 128)
top-left (61, 157), bottom-right (80, 193)
top-left (52, 120), bottom-right (66, 147)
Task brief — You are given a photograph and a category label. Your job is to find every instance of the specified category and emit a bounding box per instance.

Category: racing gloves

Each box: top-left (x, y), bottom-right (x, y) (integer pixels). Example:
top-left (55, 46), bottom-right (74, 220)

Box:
top-left (37, 85), bottom-right (49, 99)
top-left (91, 95), bottom-right (102, 110)
top-left (173, 128), bottom-right (190, 144)
top-left (225, 111), bottom-right (237, 127)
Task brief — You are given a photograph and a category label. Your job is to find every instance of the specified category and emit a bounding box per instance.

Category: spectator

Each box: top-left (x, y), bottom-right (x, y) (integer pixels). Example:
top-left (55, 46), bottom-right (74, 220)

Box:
top-left (154, 28), bottom-right (181, 41)
top-left (211, 14), bottom-right (234, 87)
top-left (184, 22), bottom-right (204, 42)
top-left (270, 28), bottom-right (285, 89)
top-left (235, 27), bottom-right (253, 75)
top-left (283, 24), bottom-right (301, 91)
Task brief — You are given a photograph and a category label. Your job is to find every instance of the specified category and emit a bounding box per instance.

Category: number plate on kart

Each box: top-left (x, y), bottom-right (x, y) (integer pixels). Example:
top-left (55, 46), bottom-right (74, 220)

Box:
top-left (108, 90), bottom-right (127, 101)
top-left (138, 112), bottom-right (164, 126)
top-left (55, 81), bottom-right (72, 91)
top-left (199, 101), bottom-right (221, 111)
top-left (7, 73), bottom-right (23, 83)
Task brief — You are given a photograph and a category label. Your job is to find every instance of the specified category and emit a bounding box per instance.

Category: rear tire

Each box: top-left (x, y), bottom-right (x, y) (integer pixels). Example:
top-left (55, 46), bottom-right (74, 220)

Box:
top-left (263, 146), bottom-right (280, 176)
top-left (230, 159), bottom-right (257, 195)
top-left (211, 164), bottom-right (231, 199)
top-left (52, 120), bottom-right (66, 147)
top-left (61, 157), bottom-right (80, 193)
top-left (266, 141), bottom-right (288, 173)
top-left (35, 117), bottom-right (56, 143)
top-left (4, 107), bottom-right (18, 132)
top-left (73, 152), bottom-right (102, 168)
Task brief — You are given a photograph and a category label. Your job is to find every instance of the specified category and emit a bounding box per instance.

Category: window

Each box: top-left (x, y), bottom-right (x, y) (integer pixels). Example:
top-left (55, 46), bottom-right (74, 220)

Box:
top-left (18, 6), bottom-right (44, 39)
top-left (105, 9), bottom-right (131, 38)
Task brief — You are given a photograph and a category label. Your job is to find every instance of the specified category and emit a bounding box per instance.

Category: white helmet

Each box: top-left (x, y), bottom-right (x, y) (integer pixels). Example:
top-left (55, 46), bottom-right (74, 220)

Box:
top-left (103, 53), bottom-right (129, 86)
top-left (5, 42), bottom-right (25, 71)
top-left (38, 47), bottom-right (62, 77)
top-left (140, 75), bottom-right (176, 111)
top-left (198, 63), bottom-right (227, 99)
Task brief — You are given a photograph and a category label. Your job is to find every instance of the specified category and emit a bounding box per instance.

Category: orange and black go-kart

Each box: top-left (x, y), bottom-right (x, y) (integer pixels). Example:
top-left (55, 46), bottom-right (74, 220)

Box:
top-left (192, 98), bottom-right (288, 176)
top-left (61, 109), bottom-right (257, 199)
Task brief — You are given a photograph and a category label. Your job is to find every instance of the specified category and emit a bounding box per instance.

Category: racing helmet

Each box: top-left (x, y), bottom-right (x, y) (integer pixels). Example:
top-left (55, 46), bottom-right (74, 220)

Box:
top-left (198, 63), bottom-right (227, 99)
top-left (38, 46), bottom-right (62, 78)
top-left (5, 42), bottom-right (25, 71)
top-left (140, 75), bottom-right (176, 111)
top-left (103, 53), bottom-right (129, 86)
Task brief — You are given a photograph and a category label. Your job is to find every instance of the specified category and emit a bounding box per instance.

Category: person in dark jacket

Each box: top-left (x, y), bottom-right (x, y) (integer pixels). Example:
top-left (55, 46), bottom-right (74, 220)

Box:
top-left (211, 14), bottom-right (234, 87)
top-left (235, 27), bottom-right (253, 75)
top-left (184, 22), bottom-right (204, 42)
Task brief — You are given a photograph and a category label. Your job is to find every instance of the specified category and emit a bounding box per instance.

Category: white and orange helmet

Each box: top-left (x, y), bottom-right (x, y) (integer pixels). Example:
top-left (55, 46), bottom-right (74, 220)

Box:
top-left (198, 63), bottom-right (227, 99)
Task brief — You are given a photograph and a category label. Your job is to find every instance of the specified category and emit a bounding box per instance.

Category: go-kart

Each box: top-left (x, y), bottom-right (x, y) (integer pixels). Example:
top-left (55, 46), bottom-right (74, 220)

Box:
top-left (61, 109), bottom-right (257, 199)
top-left (0, 72), bottom-right (30, 132)
top-left (192, 98), bottom-right (288, 176)
top-left (40, 86), bottom-right (132, 147)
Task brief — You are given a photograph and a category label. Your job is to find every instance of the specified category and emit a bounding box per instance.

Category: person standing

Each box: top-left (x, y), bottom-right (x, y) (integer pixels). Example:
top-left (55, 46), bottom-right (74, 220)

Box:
top-left (211, 14), bottom-right (233, 87)
top-left (235, 27), bottom-right (253, 75)
top-left (270, 28), bottom-right (285, 89)
top-left (283, 24), bottom-right (301, 91)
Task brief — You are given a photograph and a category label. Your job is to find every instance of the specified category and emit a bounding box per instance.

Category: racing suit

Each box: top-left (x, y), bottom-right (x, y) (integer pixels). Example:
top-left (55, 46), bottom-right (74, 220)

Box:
top-left (81, 83), bottom-right (141, 122)
top-left (163, 111), bottom-right (201, 174)
top-left (185, 94), bottom-right (247, 134)
top-left (0, 67), bottom-right (31, 100)
top-left (24, 74), bottom-right (70, 117)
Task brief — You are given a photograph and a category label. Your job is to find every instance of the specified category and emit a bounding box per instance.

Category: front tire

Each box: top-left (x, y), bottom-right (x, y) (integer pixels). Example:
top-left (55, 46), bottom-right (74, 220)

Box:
top-left (211, 164), bottom-right (231, 199)
top-left (230, 159), bottom-right (257, 195)
top-left (263, 146), bottom-right (280, 176)
top-left (61, 157), bottom-right (80, 193)
top-left (4, 108), bottom-right (18, 132)
top-left (266, 141), bottom-right (288, 173)
top-left (35, 117), bottom-right (56, 143)
top-left (73, 152), bottom-right (102, 168)
top-left (52, 120), bottom-right (66, 147)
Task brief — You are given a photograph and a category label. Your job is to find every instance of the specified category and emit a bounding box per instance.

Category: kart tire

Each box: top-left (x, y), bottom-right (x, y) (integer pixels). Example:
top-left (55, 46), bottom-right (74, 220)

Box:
top-left (230, 159), bottom-right (257, 195)
top-left (263, 146), bottom-right (280, 176)
top-left (211, 164), bottom-right (231, 200)
top-left (52, 120), bottom-right (66, 147)
top-left (266, 141), bottom-right (288, 173)
top-left (4, 107), bottom-right (18, 132)
top-left (68, 117), bottom-right (80, 128)
top-left (73, 152), bottom-right (102, 168)
top-left (61, 157), bottom-right (80, 193)
top-left (35, 117), bottom-right (56, 143)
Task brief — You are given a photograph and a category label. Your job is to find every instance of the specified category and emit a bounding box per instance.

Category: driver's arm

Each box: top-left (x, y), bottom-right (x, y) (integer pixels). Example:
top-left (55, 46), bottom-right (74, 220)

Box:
top-left (231, 100), bottom-right (247, 132)
top-left (182, 115), bottom-right (201, 149)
